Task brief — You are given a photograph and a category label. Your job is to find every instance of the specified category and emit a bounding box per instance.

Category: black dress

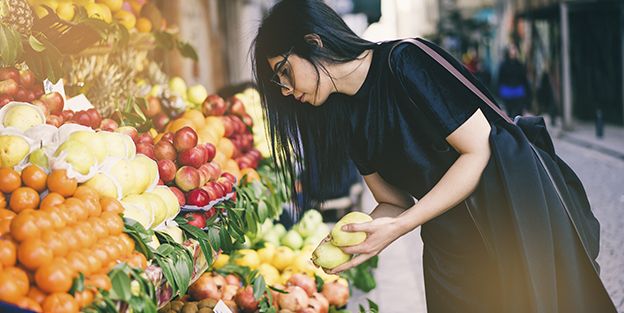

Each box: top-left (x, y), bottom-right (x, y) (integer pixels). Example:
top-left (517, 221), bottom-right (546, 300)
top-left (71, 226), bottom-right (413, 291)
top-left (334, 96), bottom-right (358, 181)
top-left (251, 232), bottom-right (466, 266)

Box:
top-left (348, 38), bottom-right (616, 312)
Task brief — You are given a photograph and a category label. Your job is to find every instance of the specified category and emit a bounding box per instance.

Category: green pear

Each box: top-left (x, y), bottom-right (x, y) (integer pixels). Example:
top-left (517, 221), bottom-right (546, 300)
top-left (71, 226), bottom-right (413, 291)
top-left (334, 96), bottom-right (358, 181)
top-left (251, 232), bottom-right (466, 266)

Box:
top-left (110, 159), bottom-right (136, 197)
top-left (122, 202), bottom-right (154, 229)
top-left (187, 84), bottom-right (208, 105)
top-left (129, 155), bottom-right (157, 195)
top-left (28, 148), bottom-right (49, 170)
top-left (68, 131), bottom-right (106, 163)
top-left (2, 104), bottom-right (44, 131)
top-left (142, 193), bottom-right (167, 227)
top-left (98, 131), bottom-right (128, 159)
top-left (84, 173), bottom-right (119, 199)
top-left (0, 135), bottom-right (31, 167)
top-left (272, 224), bottom-right (287, 238)
top-left (312, 241), bottom-right (351, 270)
top-left (281, 230), bottom-right (303, 250)
top-left (54, 140), bottom-right (97, 175)
top-left (331, 212), bottom-right (372, 247)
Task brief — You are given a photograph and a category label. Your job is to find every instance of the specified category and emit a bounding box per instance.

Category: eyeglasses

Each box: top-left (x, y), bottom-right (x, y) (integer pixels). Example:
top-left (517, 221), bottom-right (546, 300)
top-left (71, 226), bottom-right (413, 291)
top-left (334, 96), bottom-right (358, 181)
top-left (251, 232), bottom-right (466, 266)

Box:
top-left (270, 47), bottom-right (294, 91)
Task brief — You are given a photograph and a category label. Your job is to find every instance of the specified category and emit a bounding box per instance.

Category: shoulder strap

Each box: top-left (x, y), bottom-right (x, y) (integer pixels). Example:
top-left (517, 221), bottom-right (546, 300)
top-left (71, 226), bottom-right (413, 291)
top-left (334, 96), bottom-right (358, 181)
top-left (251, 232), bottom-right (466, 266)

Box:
top-left (388, 38), bottom-right (514, 124)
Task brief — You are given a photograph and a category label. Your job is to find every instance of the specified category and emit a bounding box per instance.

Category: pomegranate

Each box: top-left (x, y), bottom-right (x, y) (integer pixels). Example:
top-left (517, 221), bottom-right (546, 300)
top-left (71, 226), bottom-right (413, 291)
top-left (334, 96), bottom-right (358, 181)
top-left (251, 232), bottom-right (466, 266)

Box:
top-left (321, 282), bottom-right (349, 307)
top-left (279, 286), bottom-right (309, 311)
top-left (234, 286), bottom-right (259, 313)
top-left (311, 293), bottom-right (329, 313)
top-left (222, 284), bottom-right (238, 301)
top-left (188, 275), bottom-right (221, 300)
top-left (225, 274), bottom-right (241, 286)
top-left (288, 273), bottom-right (316, 297)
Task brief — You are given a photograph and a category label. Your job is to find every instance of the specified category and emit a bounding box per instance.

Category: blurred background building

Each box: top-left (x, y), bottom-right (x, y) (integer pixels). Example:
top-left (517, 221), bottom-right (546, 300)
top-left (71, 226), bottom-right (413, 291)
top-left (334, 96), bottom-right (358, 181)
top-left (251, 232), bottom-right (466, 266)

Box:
top-left (160, 0), bottom-right (624, 131)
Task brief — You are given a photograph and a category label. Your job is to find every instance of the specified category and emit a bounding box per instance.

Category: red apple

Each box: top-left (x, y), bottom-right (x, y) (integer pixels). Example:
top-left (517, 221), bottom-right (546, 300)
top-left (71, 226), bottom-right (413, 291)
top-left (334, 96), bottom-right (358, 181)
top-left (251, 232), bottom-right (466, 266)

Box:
top-left (136, 132), bottom-right (154, 145)
top-left (72, 110), bottom-right (92, 127)
top-left (288, 274), bottom-right (316, 297)
top-left (217, 177), bottom-right (233, 194)
top-left (157, 179), bottom-right (164, 185)
top-left (178, 146), bottom-right (206, 168)
top-left (19, 70), bottom-right (36, 89)
top-left (157, 159), bottom-right (177, 183)
top-left (116, 126), bottom-right (139, 142)
top-left (247, 149), bottom-right (261, 161)
top-left (198, 164), bottom-right (216, 182)
top-left (173, 127), bottom-right (198, 152)
top-left (161, 132), bottom-right (174, 144)
top-left (203, 207), bottom-right (217, 220)
top-left (100, 118), bottom-right (118, 131)
top-left (136, 143), bottom-right (156, 159)
top-left (142, 96), bottom-right (162, 118)
top-left (228, 97), bottom-right (246, 116)
top-left (186, 189), bottom-right (210, 207)
top-left (201, 183), bottom-right (220, 201)
top-left (153, 112), bottom-right (169, 132)
top-left (169, 186), bottom-right (186, 206)
top-left (0, 95), bottom-right (12, 107)
top-left (86, 108), bottom-right (102, 129)
top-left (210, 181), bottom-right (226, 198)
top-left (175, 166), bottom-right (201, 192)
top-left (60, 110), bottom-right (74, 122)
top-left (201, 94), bottom-right (227, 116)
top-left (222, 116), bottom-right (235, 137)
top-left (46, 115), bottom-right (63, 127)
top-left (221, 172), bottom-right (237, 184)
top-left (236, 156), bottom-right (254, 170)
top-left (14, 87), bottom-right (29, 102)
top-left (184, 212), bottom-right (206, 228)
top-left (32, 84), bottom-right (44, 99)
top-left (195, 144), bottom-right (210, 164)
top-left (207, 162), bottom-right (222, 180)
top-left (0, 79), bottom-right (18, 96)
top-left (202, 143), bottom-right (216, 162)
top-left (40, 92), bottom-right (64, 115)
top-left (321, 282), bottom-right (349, 307)
top-left (154, 140), bottom-right (177, 161)
top-left (0, 67), bottom-right (19, 82)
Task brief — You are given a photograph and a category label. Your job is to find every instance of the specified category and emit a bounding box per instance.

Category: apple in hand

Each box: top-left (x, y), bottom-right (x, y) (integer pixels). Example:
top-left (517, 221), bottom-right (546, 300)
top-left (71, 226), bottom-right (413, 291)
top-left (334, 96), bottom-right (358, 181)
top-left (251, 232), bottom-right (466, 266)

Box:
top-left (173, 126), bottom-right (198, 152)
top-left (184, 212), bottom-right (206, 228)
top-left (158, 159), bottom-right (177, 183)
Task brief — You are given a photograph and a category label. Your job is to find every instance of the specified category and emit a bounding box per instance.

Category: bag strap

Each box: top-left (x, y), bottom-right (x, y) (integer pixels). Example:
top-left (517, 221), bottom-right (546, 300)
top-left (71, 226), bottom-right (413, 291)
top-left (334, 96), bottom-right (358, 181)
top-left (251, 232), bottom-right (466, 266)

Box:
top-left (389, 38), bottom-right (514, 124)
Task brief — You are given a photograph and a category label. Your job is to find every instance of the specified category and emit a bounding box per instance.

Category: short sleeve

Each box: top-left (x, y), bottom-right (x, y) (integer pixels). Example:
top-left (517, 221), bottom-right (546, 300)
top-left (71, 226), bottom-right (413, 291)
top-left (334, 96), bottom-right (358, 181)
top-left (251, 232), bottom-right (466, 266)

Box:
top-left (390, 40), bottom-right (481, 137)
top-left (348, 143), bottom-right (375, 176)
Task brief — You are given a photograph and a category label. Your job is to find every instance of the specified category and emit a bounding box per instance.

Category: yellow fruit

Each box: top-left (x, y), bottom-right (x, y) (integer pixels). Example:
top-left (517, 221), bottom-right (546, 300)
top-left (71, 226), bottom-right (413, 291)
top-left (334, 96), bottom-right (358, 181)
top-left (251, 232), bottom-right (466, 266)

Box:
top-left (293, 254), bottom-right (315, 276)
top-left (0, 135), bottom-right (30, 168)
top-left (257, 244), bottom-right (276, 264)
top-left (182, 109), bottom-right (205, 129)
top-left (85, 3), bottom-right (112, 23)
top-left (257, 263), bottom-right (280, 286)
top-left (213, 253), bottom-right (229, 269)
top-left (197, 127), bottom-right (219, 145)
top-left (271, 246), bottom-right (294, 271)
top-left (312, 242), bottom-right (350, 270)
top-left (84, 173), bottom-right (120, 199)
top-left (204, 116), bottom-right (225, 138)
top-left (113, 10), bottom-right (136, 30)
top-left (234, 249), bottom-right (260, 269)
top-left (97, 0), bottom-right (122, 12)
top-left (330, 212), bottom-right (372, 247)
top-left (56, 2), bottom-right (75, 21)
top-left (136, 17), bottom-right (151, 32)
top-left (167, 118), bottom-right (194, 133)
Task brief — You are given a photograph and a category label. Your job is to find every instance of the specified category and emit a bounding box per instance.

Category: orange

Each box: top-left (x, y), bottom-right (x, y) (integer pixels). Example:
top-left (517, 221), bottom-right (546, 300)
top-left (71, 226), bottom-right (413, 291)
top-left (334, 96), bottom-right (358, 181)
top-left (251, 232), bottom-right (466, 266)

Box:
top-left (167, 118), bottom-right (194, 133)
top-left (0, 193), bottom-right (6, 209)
top-left (46, 170), bottom-right (77, 197)
top-left (136, 17), bottom-right (152, 32)
top-left (64, 197), bottom-right (88, 222)
top-left (73, 222), bottom-right (96, 249)
top-left (39, 193), bottom-right (65, 211)
top-left (217, 138), bottom-right (236, 159)
top-left (83, 251), bottom-right (103, 276)
top-left (100, 197), bottom-right (124, 214)
top-left (41, 231), bottom-right (68, 258)
top-left (32, 210), bottom-right (53, 232)
top-left (0, 267), bottom-right (29, 303)
top-left (101, 211), bottom-right (123, 236)
top-left (100, 239), bottom-right (122, 262)
top-left (0, 208), bottom-right (16, 220)
top-left (81, 197), bottom-right (102, 218)
top-left (66, 251), bottom-right (89, 275)
top-left (91, 246), bottom-right (110, 265)
top-left (15, 297), bottom-right (42, 312)
top-left (74, 289), bottom-right (94, 309)
top-left (10, 210), bottom-right (40, 242)
top-left (51, 204), bottom-right (73, 226)
top-left (9, 187), bottom-right (40, 213)
top-left (85, 274), bottom-right (111, 291)
top-left (17, 238), bottom-right (53, 270)
top-left (57, 227), bottom-right (79, 253)
top-left (0, 167), bottom-right (22, 194)
top-left (43, 208), bottom-right (66, 230)
top-left (0, 219), bottom-right (10, 235)
top-left (21, 165), bottom-right (48, 193)
top-left (27, 286), bottom-right (47, 304)
top-left (87, 216), bottom-right (108, 239)
top-left (127, 251), bottom-right (147, 270)
top-left (41, 293), bottom-right (79, 313)
top-left (0, 239), bottom-right (17, 266)
top-left (118, 233), bottom-right (135, 253)
top-left (73, 185), bottom-right (100, 203)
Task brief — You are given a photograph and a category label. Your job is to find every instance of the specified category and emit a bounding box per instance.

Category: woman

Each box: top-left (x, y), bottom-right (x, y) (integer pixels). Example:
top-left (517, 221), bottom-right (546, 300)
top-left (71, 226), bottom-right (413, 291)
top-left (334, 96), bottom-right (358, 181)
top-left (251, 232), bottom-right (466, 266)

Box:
top-left (252, 1), bottom-right (616, 312)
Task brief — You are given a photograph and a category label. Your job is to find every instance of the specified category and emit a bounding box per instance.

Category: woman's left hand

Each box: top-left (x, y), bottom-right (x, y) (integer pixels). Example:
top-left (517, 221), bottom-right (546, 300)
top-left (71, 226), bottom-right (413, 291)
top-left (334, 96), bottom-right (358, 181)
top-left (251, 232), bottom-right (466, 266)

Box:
top-left (328, 217), bottom-right (407, 274)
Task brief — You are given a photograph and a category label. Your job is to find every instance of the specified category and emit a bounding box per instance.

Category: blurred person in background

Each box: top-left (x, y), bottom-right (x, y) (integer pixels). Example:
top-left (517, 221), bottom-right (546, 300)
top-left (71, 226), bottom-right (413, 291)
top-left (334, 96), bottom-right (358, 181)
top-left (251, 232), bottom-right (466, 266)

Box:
top-left (251, 0), bottom-right (615, 312)
top-left (536, 62), bottom-right (559, 126)
top-left (496, 45), bottom-right (532, 118)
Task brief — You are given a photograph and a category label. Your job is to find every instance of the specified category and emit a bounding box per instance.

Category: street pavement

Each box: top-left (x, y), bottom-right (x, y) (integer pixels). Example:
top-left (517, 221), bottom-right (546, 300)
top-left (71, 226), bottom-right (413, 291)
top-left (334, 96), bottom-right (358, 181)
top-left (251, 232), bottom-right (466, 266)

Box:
top-left (347, 124), bottom-right (624, 312)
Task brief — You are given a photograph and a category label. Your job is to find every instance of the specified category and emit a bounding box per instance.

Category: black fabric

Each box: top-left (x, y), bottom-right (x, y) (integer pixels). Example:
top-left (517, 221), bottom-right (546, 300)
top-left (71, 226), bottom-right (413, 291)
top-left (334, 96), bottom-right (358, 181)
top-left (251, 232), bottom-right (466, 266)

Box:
top-left (348, 38), bottom-right (616, 312)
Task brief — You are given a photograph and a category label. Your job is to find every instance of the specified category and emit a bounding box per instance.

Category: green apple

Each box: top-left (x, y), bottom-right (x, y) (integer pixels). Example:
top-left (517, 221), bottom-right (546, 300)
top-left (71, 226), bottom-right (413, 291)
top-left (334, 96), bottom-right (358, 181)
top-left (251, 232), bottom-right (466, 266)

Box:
top-left (263, 232), bottom-right (281, 247)
top-left (281, 230), bottom-right (303, 250)
top-left (312, 241), bottom-right (351, 270)
top-left (54, 140), bottom-right (97, 175)
top-left (0, 135), bottom-right (31, 168)
top-left (302, 209), bottom-right (323, 226)
top-left (330, 212), bottom-right (372, 247)
top-left (84, 173), bottom-right (120, 199)
top-left (68, 131), bottom-right (107, 163)
top-left (187, 84), bottom-right (207, 105)
top-left (169, 76), bottom-right (187, 97)
top-left (271, 224), bottom-right (287, 238)
top-left (2, 103), bottom-right (45, 131)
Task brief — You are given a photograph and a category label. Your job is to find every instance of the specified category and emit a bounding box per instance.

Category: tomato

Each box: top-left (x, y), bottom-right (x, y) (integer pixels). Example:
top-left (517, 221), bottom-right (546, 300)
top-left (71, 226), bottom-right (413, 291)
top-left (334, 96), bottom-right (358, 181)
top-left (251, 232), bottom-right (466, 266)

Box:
top-left (10, 210), bottom-right (40, 242)
top-left (35, 261), bottom-right (74, 293)
top-left (42, 293), bottom-right (79, 313)
top-left (0, 267), bottom-right (29, 303)
top-left (0, 239), bottom-right (16, 266)
top-left (18, 238), bottom-right (54, 270)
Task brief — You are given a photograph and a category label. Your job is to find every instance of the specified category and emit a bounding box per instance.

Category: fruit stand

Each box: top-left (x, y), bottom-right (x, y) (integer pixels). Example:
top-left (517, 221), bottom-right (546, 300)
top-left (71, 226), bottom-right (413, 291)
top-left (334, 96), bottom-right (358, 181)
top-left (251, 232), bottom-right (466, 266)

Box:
top-left (0, 1), bottom-right (378, 313)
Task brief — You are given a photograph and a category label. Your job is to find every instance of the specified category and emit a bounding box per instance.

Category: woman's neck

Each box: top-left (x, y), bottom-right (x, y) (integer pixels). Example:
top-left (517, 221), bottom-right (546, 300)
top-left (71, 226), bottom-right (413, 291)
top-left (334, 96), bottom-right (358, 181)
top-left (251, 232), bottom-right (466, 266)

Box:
top-left (330, 49), bottom-right (374, 96)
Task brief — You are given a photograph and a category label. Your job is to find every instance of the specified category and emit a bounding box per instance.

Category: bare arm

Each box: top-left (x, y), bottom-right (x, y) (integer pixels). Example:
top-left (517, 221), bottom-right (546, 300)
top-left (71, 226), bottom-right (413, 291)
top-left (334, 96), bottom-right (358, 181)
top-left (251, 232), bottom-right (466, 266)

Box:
top-left (363, 173), bottom-right (415, 218)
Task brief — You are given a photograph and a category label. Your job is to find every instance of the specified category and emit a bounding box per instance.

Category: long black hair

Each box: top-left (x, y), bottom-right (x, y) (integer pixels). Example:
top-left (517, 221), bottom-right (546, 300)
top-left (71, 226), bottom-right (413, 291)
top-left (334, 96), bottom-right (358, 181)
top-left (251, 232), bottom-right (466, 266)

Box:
top-left (252, 0), bottom-right (376, 212)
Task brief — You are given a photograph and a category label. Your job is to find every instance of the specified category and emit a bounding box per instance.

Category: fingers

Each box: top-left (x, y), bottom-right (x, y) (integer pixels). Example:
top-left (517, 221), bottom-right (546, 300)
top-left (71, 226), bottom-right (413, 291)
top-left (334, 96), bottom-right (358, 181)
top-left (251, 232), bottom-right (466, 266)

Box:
top-left (341, 221), bottom-right (372, 233)
top-left (329, 253), bottom-right (373, 274)
top-left (340, 242), bottom-right (369, 254)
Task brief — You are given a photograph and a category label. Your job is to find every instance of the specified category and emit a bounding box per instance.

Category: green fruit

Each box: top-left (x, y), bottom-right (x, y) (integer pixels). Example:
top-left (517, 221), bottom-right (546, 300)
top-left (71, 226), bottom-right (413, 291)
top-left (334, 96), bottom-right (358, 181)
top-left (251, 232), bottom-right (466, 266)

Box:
top-left (271, 224), bottom-right (287, 238)
top-left (0, 135), bottom-right (30, 167)
top-left (68, 131), bottom-right (106, 163)
top-left (2, 103), bottom-right (44, 131)
top-left (330, 212), bottom-right (372, 247)
top-left (187, 84), bottom-right (208, 105)
top-left (54, 140), bottom-right (97, 174)
top-left (312, 242), bottom-right (351, 270)
top-left (281, 230), bottom-right (303, 250)
top-left (28, 148), bottom-right (48, 169)
top-left (84, 173), bottom-right (119, 199)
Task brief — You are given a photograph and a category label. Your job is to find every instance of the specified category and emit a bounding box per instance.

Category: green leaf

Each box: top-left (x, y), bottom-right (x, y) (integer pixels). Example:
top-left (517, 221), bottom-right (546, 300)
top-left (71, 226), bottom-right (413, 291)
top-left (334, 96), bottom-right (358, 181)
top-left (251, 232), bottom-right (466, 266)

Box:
top-left (69, 273), bottom-right (85, 295)
top-left (109, 269), bottom-right (132, 301)
top-left (252, 275), bottom-right (266, 300)
top-left (28, 35), bottom-right (46, 52)
top-left (314, 274), bottom-right (324, 292)
top-left (367, 299), bottom-right (379, 313)
top-left (154, 31), bottom-right (175, 49)
top-left (177, 40), bottom-right (198, 61)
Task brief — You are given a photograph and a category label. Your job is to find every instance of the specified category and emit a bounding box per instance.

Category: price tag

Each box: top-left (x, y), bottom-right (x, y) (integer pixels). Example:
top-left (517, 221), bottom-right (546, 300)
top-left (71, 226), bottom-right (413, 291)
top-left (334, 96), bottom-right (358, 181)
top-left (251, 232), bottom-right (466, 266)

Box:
top-left (43, 79), bottom-right (66, 101)
top-left (64, 94), bottom-right (94, 112)
top-left (213, 300), bottom-right (233, 313)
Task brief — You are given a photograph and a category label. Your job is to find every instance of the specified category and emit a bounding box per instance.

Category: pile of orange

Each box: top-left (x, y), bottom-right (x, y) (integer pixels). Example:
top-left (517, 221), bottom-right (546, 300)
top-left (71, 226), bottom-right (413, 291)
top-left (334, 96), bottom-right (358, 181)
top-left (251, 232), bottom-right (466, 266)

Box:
top-left (0, 166), bottom-right (148, 313)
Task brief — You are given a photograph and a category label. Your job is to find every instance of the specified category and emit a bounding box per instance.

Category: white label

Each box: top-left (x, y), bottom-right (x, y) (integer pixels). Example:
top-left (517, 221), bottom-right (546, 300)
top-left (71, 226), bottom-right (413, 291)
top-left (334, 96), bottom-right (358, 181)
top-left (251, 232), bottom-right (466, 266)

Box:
top-left (43, 79), bottom-right (66, 101)
top-left (64, 94), bottom-right (94, 112)
top-left (213, 300), bottom-right (233, 313)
